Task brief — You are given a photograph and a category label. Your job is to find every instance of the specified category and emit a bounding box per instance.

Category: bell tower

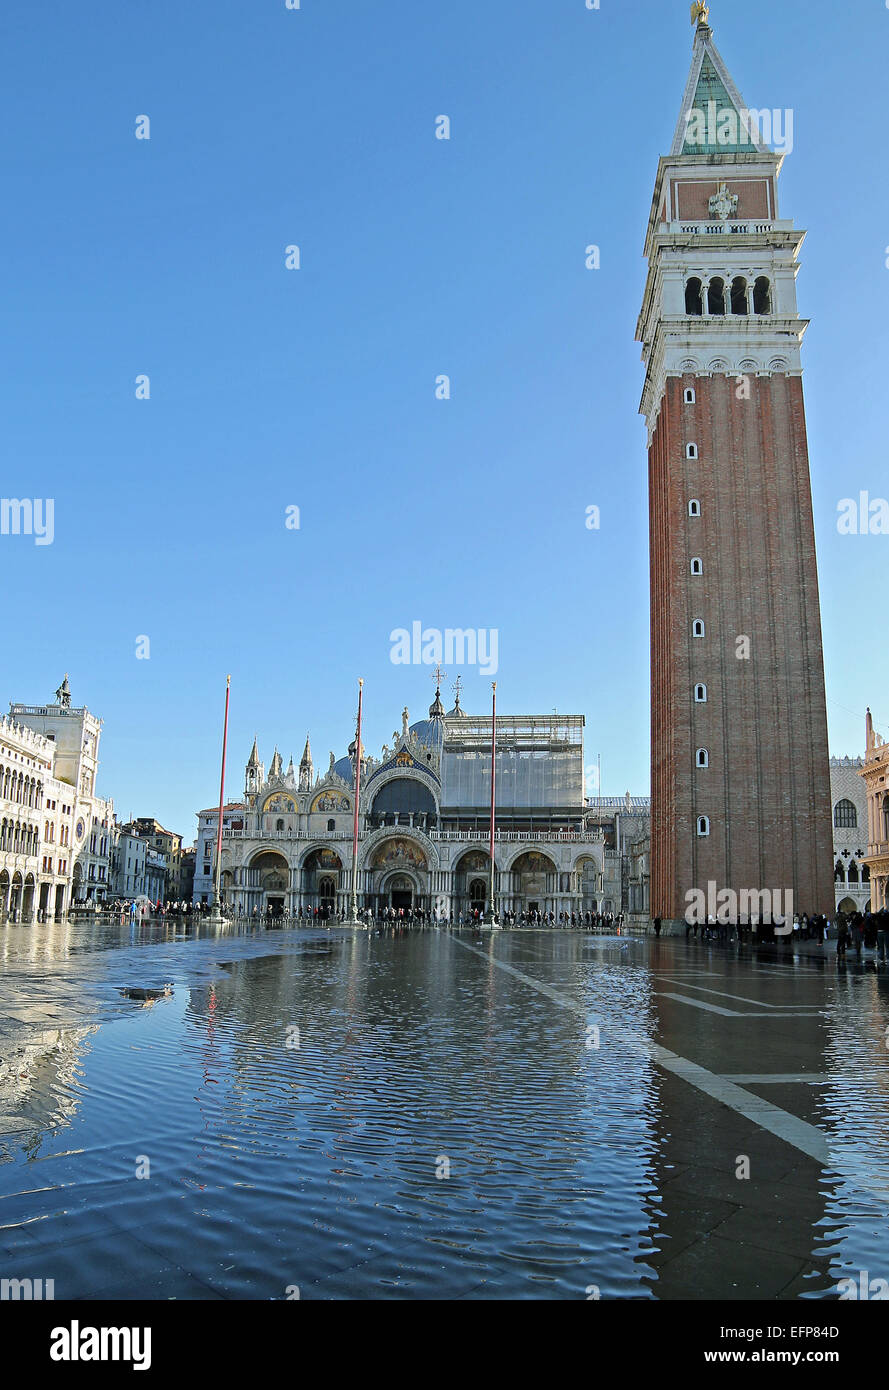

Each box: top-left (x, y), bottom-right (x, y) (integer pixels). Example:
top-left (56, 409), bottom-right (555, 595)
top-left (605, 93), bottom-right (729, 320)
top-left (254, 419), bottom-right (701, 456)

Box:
top-left (245, 736), bottom-right (264, 803)
top-left (637, 9), bottom-right (833, 923)
top-left (299, 735), bottom-right (314, 792)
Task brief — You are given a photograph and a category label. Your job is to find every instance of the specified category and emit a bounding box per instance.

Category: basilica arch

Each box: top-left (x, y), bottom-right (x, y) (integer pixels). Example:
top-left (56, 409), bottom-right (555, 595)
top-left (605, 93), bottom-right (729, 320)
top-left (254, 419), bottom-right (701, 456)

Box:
top-left (505, 850), bottom-right (558, 916)
top-left (452, 848), bottom-right (493, 918)
top-left (366, 769), bottom-right (440, 832)
top-left (228, 848), bottom-right (291, 918)
top-left (301, 847), bottom-right (344, 916)
top-left (363, 831), bottom-right (433, 915)
top-left (573, 854), bottom-right (602, 912)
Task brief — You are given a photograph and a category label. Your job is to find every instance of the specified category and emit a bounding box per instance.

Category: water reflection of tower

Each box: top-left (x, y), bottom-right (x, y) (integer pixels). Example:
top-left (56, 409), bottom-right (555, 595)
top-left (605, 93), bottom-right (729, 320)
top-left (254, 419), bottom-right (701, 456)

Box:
top-left (639, 956), bottom-right (829, 1300)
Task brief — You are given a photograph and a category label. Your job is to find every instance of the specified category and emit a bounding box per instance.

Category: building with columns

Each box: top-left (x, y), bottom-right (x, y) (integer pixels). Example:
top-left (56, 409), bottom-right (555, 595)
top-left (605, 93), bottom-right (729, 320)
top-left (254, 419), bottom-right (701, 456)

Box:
top-left (638, 11), bottom-right (833, 925)
top-left (0, 713), bottom-right (66, 922)
top-left (860, 710), bottom-right (889, 913)
top-left (830, 756), bottom-right (871, 917)
top-left (6, 677), bottom-right (114, 914)
top-left (193, 802), bottom-right (246, 903)
top-left (209, 687), bottom-right (619, 920)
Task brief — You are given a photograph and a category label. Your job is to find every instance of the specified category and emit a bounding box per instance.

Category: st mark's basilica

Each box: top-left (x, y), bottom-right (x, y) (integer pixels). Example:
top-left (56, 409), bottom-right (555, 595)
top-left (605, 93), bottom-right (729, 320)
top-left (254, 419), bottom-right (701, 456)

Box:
top-left (197, 683), bottom-right (628, 921)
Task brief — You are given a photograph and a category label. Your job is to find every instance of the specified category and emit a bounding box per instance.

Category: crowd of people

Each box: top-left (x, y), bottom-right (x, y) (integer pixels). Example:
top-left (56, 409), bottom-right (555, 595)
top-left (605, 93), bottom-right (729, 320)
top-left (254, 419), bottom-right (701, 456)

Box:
top-left (107, 900), bottom-right (629, 931)
top-left (677, 905), bottom-right (889, 961)
top-left (77, 898), bottom-right (889, 960)
top-left (835, 907), bottom-right (889, 962)
top-left (213, 904), bottom-right (628, 930)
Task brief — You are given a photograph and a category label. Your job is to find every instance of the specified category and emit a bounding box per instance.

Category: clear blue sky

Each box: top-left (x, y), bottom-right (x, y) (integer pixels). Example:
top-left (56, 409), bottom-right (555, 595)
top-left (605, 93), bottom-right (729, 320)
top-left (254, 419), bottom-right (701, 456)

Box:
top-left (2, 0), bottom-right (887, 842)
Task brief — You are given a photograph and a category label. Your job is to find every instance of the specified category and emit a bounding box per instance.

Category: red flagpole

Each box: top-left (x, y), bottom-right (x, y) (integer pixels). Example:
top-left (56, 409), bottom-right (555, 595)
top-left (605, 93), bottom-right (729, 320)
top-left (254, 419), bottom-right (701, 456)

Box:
top-left (350, 679), bottom-right (364, 920)
top-left (213, 675), bottom-right (231, 911)
top-left (489, 681), bottom-right (497, 921)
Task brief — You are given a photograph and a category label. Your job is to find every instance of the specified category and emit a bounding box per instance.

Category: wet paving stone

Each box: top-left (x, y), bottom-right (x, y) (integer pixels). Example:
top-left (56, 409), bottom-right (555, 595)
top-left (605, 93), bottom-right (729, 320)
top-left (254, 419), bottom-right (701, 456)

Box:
top-left (0, 922), bottom-right (888, 1299)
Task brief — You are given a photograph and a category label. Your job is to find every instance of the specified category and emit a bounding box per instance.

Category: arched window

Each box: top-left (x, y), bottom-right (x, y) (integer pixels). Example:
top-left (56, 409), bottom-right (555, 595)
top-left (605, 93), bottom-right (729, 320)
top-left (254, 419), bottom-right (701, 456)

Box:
top-left (684, 387), bottom-right (696, 404)
top-left (691, 557), bottom-right (703, 575)
top-left (883, 794), bottom-right (889, 840)
top-left (276, 818), bottom-right (284, 832)
top-left (688, 499), bottom-right (701, 517)
top-left (834, 859), bottom-right (845, 882)
top-left (327, 819), bottom-right (336, 832)
top-left (694, 683), bottom-right (707, 702)
top-left (753, 276), bottom-right (771, 314)
top-left (730, 276), bottom-right (749, 315)
top-left (692, 619), bottom-right (705, 638)
top-left (696, 748), bottom-right (709, 768)
top-left (848, 860), bottom-right (860, 884)
top-left (707, 277), bottom-right (726, 315)
top-left (685, 278), bottom-right (703, 315)
top-left (833, 799), bottom-right (857, 829)
top-left (697, 816), bottom-right (710, 837)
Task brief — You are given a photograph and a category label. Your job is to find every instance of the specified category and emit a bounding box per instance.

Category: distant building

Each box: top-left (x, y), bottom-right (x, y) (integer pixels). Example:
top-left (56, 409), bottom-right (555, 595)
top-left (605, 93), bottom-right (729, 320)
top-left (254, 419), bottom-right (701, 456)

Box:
top-left (193, 803), bottom-right (246, 904)
top-left (178, 846), bottom-right (195, 901)
top-left (860, 711), bottom-right (889, 913)
top-left (584, 795), bottom-right (652, 916)
top-left (1, 713), bottom-right (68, 921)
top-left (130, 818), bottom-right (182, 900)
top-left (7, 676), bottom-right (113, 914)
top-left (830, 757), bottom-right (871, 916)
top-left (627, 834), bottom-right (651, 919)
top-left (144, 848), bottom-right (167, 903)
top-left (110, 824), bottom-right (147, 900)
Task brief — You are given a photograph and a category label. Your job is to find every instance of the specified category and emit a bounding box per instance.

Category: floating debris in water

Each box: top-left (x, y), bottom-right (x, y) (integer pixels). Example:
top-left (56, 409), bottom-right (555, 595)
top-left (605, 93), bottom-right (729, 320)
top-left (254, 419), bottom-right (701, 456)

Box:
top-left (119, 985), bottom-right (173, 1006)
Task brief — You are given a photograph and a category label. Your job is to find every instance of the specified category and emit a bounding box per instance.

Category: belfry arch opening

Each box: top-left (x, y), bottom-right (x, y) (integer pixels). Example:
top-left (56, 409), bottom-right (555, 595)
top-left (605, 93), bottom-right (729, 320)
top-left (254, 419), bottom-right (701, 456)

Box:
top-left (685, 277), bottom-right (703, 315)
top-left (707, 278), bottom-right (726, 315)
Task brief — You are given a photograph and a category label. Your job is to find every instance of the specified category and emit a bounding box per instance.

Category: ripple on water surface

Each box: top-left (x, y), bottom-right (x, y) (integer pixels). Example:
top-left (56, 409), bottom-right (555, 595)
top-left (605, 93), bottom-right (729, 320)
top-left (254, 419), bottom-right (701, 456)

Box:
top-left (0, 931), bottom-right (666, 1298)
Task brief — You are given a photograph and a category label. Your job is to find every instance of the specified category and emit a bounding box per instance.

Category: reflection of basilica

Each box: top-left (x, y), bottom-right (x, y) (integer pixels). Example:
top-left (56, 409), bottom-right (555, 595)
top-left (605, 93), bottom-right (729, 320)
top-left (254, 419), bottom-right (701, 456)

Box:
top-left (204, 686), bottom-right (615, 919)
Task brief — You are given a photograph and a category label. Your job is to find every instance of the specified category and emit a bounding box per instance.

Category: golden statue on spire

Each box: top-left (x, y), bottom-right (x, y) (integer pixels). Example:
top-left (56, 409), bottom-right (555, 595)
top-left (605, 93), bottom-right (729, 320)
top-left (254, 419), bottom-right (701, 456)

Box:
top-left (691, 1), bottom-right (710, 24)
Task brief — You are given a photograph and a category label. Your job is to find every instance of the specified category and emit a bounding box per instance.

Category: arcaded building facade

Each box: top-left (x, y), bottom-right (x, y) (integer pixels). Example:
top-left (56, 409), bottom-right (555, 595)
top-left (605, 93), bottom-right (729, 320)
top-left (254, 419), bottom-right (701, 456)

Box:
top-left (210, 691), bottom-right (614, 920)
top-left (860, 711), bottom-right (889, 913)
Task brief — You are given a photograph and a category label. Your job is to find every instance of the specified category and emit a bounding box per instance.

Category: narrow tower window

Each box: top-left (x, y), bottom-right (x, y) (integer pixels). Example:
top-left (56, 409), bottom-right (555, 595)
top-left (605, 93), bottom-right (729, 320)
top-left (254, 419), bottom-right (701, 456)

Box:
top-left (707, 278), bottom-right (726, 315)
top-left (694, 683), bottom-right (707, 703)
top-left (753, 276), bottom-right (771, 314)
top-left (686, 443), bottom-right (698, 459)
top-left (730, 277), bottom-right (749, 315)
top-left (696, 748), bottom-right (710, 768)
top-left (692, 619), bottom-right (705, 638)
top-left (688, 499), bottom-right (701, 517)
top-left (685, 278), bottom-right (703, 316)
top-left (691, 557), bottom-right (703, 575)
top-left (697, 816), bottom-right (711, 837)
top-left (684, 387), bottom-right (696, 404)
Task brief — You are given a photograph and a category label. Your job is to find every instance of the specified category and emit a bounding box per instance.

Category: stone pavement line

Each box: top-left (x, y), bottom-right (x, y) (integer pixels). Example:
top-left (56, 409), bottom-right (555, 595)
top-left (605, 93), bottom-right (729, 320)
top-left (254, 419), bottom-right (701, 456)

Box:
top-left (447, 935), bottom-right (831, 1165)
top-left (655, 990), bottom-right (822, 1019)
top-left (724, 1074), bottom-right (831, 1085)
top-left (656, 977), bottom-right (820, 1008)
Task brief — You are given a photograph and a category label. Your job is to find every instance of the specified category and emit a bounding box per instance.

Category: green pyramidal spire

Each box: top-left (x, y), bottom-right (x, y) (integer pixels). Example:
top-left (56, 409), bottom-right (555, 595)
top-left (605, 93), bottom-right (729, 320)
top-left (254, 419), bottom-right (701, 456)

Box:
top-left (672, 20), bottom-right (768, 157)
